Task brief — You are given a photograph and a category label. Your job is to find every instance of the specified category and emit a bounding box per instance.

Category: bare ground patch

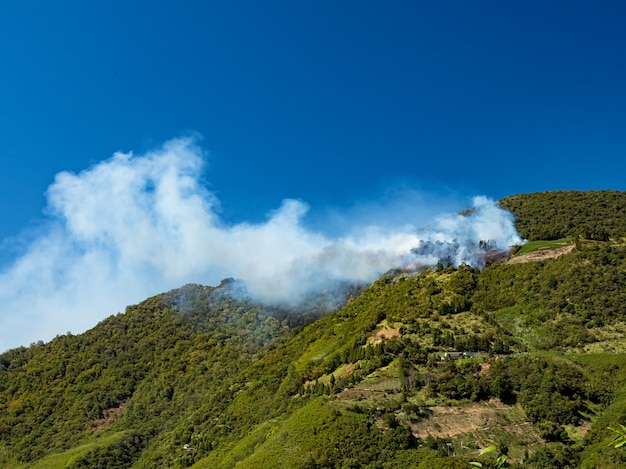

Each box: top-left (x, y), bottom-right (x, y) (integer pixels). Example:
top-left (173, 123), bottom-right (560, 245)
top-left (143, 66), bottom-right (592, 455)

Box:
top-left (372, 327), bottom-right (400, 344)
top-left (339, 362), bottom-right (356, 378)
top-left (508, 244), bottom-right (574, 264)
top-left (410, 399), bottom-right (534, 441)
top-left (87, 400), bottom-right (128, 432)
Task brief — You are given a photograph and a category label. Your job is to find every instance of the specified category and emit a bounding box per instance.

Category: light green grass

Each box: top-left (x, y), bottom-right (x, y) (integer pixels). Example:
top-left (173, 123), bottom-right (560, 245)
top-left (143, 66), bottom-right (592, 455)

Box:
top-left (5, 432), bottom-right (127, 469)
top-left (190, 418), bottom-right (279, 469)
top-left (516, 238), bottom-right (575, 255)
top-left (192, 398), bottom-right (338, 469)
top-left (490, 305), bottom-right (554, 350)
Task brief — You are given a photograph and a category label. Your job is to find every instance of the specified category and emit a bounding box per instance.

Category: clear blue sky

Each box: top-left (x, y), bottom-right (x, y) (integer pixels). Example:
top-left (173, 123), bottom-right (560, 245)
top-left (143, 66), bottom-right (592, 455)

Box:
top-left (1, 1), bottom-right (625, 241)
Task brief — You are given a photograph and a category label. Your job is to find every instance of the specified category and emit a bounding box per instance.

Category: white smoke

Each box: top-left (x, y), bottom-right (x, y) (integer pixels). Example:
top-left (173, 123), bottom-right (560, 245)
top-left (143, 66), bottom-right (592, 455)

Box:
top-left (0, 137), bottom-right (522, 351)
top-left (407, 197), bottom-right (523, 268)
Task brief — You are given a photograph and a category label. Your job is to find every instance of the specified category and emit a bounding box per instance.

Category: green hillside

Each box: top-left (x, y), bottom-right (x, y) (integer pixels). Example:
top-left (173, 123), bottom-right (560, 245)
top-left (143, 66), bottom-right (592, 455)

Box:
top-left (2, 190), bottom-right (626, 468)
top-left (499, 190), bottom-right (626, 241)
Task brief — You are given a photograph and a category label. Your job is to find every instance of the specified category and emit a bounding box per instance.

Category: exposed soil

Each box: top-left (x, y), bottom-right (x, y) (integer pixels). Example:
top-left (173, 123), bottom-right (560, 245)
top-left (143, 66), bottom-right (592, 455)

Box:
top-left (507, 244), bottom-right (574, 264)
top-left (339, 362), bottom-right (356, 378)
top-left (410, 400), bottom-right (533, 440)
top-left (372, 327), bottom-right (400, 344)
top-left (87, 401), bottom-right (127, 432)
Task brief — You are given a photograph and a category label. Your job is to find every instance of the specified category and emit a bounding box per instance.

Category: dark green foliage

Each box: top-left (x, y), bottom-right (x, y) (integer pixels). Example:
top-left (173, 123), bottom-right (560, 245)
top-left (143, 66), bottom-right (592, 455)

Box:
top-left (524, 444), bottom-right (580, 468)
top-left (342, 265), bottom-right (478, 326)
top-left (472, 241), bottom-right (626, 347)
top-left (5, 191), bottom-right (626, 467)
top-left (427, 360), bottom-right (489, 401)
top-left (486, 356), bottom-right (595, 427)
top-left (499, 190), bottom-right (626, 241)
top-left (0, 283), bottom-right (306, 466)
top-left (0, 296), bottom-right (188, 461)
top-left (68, 432), bottom-right (148, 469)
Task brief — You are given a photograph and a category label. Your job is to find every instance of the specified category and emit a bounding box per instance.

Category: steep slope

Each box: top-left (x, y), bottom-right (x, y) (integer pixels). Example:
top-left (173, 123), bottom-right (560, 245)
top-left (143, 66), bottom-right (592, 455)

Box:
top-left (499, 190), bottom-right (626, 241)
top-left (3, 190), bottom-right (626, 468)
top-left (0, 283), bottom-right (312, 467)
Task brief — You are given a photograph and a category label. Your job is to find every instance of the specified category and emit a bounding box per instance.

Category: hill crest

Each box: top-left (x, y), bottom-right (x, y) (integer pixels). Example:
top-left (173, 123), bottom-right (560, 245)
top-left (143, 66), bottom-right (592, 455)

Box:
top-left (3, 190), bottom-right (626, 468)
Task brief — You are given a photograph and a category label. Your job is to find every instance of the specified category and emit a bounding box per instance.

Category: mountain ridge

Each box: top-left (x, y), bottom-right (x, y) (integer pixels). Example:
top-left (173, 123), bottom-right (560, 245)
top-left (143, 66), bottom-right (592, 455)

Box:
top-left (3, 190), bottom-right (626, 468)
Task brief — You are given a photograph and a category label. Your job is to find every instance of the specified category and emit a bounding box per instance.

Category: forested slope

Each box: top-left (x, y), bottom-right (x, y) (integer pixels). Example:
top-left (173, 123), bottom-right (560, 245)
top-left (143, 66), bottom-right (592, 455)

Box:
top-left (499, 190), bottom-right (626, 241)
top-left (2, 190), bottom-right (626, 468)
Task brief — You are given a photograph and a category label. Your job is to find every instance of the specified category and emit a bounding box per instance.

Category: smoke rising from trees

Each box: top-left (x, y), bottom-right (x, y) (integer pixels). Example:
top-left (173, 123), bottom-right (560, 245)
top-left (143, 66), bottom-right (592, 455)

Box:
top-left (0, 137), bottom-right (522, 351)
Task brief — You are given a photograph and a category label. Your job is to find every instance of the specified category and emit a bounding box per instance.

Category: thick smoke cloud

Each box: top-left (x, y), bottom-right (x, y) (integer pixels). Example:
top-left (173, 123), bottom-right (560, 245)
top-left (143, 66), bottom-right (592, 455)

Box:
top-left (0, 137), bottom-right (522, 351)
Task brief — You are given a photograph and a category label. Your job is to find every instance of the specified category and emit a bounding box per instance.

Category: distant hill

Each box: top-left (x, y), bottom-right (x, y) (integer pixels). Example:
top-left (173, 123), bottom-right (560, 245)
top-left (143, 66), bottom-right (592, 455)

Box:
top-left (2, 190), bottom-right (626, 468)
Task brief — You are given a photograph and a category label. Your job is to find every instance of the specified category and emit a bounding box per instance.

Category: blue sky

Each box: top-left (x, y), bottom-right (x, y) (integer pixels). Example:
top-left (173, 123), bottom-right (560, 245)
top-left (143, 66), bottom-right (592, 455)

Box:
top-left (0, 1), bottom-right (625, 349)
top-left (2, 1), bottom-right (625, 238)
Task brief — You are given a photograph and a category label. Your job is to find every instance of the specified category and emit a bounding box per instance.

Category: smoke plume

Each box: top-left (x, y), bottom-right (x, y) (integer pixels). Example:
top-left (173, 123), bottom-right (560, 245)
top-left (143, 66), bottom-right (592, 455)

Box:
top-left (0, 137), bottom-right (522, 351)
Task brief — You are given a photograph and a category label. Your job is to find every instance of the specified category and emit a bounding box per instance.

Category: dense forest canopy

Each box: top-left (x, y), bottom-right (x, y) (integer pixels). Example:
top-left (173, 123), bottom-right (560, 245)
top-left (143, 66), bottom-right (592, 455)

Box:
top-left (2, 190), bottom-right (626, 468)
top-left (499, 190), bottom-right (626, 241)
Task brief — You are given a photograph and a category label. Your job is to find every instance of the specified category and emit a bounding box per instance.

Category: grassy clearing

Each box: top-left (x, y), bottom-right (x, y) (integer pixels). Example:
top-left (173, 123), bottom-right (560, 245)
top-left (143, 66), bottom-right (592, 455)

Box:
top-left (516, 238), bottom-right (575, 255)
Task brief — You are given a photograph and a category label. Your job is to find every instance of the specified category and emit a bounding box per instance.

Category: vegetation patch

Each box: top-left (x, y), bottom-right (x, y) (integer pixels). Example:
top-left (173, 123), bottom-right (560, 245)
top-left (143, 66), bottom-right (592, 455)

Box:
top-left (500, 190), bottom-right (626, 241)
top-left (515, 238), bottom-right (576, 256)
top-left (411, 400), bottom-right (541, 461)
top-left (6, 191), bottom-right (626, 468)
top-left (24, 432), bottom-right (127, 469)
